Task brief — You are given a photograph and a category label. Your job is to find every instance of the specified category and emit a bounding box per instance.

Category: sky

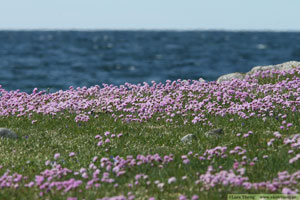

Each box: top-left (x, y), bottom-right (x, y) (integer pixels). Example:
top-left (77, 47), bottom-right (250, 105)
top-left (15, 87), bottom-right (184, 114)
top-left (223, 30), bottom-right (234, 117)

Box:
top-left (0, 0), bottom-right (300, 31)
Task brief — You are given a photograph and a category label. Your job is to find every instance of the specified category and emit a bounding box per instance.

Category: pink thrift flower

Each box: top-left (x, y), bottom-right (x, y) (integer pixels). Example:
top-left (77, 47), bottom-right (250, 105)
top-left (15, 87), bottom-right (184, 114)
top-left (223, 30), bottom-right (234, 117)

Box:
top-left (183, 159), bottom-right (190, 164)
top-left (191, 195), bottom-right (199, 200)
top-left (233, 162), bottom-right (239, 170)
top-left (97, 140), bottom-right (103, 146)
top-left (181, 155), bottom-right (188, 159)
top-left (182, 176), bottom-right (187, 180)
top-left (157, 183), bottom-right (164, 188)
top-left (267, 139), bottom-right (275, 146)
top-left (282, 187), bottom-right (297, 194)
top-left (168, 177), bottom-right (176, 184)
top-left (263, 155), bottom-right (268, 159)
top-left (67, 198), bottom-right (77, 200)
top-left (95, 135), bottom-right (102, 139)
top-left (54, 153), bottom-right (60, 160)
top-left (273, 131), bottom-right (281, 138)
top-left (179, 195), bottom-right (187, 200)
top-left (92, 156), bottom-right (98, 162)
top-left (69, 152), bottom-right (76, 157)
top-left (198, 156), bottom-right (205, 160)
top-left (82, 172), bottom-right (88, 179)
top-left (45, 160), bottom-right (51, 166)
top-left (79, 168), bottom-right (86, 173)
top-left (287, 123), bottom-right (293, 127)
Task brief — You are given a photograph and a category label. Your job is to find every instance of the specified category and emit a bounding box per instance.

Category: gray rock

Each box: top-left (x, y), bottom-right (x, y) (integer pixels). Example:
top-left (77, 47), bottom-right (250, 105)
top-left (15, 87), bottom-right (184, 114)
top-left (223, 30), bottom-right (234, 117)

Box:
top-left (216, 72), bottom-right (246, 84)
top-left (204, 128), bottom-right (224, 137)
top-left (181, 134), bottom-right (197, 144)
top-left (215, 61), bottom-right (300, 84)
top-left (0, 128), bottom-right (18, 139)
top-left (198, 78), bottom-right (206, 83)
top-left (247, 61), bottom-right (300, 76)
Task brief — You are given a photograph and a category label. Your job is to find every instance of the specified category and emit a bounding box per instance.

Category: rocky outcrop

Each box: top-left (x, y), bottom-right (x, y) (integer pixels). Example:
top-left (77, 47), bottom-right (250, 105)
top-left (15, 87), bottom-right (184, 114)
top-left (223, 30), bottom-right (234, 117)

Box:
top-left (247, 61), bottom-right (300, 75)
top-left (216, 61), bottom-right (300, 83)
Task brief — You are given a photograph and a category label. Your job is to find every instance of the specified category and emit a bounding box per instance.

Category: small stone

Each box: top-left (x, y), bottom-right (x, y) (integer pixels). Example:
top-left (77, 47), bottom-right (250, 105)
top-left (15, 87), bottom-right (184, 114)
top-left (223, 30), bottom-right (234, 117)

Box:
top-left (181, 134), bottom-right (197, 144)
top-left (198, 78), bottom-right (206, 83)
top-left (0, 128), bottom-right (18, 139)
top-left (216, 72), bottom-right (245, 84)
top-left (204, 128), bottom-right (224, 137)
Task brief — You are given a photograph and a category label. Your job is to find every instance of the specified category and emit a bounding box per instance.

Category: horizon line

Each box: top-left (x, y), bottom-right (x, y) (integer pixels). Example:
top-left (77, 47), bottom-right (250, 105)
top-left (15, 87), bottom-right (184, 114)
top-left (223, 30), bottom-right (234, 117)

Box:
top-left (0, 28), bottom-right (300, 32)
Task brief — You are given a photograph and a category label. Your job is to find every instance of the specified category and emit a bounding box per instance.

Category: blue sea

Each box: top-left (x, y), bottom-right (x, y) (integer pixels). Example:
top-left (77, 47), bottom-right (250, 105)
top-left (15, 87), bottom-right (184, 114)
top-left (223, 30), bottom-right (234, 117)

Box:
top-left (0, 31), bottom-right (299, 93)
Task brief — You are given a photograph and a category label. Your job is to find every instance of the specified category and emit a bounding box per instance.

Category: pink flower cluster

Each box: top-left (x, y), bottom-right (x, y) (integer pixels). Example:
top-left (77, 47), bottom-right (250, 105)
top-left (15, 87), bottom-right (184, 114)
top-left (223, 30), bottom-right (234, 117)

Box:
top-left (0, 68), bottom-right (299, 127)
top-left (197, 166), bottom-right (300, 194)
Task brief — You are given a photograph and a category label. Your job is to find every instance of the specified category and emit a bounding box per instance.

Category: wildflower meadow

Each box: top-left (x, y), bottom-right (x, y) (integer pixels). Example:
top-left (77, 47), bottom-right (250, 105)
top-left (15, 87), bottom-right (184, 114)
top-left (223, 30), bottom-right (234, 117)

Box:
top-left (1, 67), bottom-right (300, 199)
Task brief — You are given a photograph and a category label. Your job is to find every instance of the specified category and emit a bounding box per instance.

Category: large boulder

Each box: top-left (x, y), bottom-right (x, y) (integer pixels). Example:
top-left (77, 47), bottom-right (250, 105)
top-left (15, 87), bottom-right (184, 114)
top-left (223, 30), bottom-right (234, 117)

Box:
top-left (0, 128), bottom-right (18, 139)
top-left (216, 72), bottom-right (246, 84)
top-left (247, 61), bottom-right (300, 76)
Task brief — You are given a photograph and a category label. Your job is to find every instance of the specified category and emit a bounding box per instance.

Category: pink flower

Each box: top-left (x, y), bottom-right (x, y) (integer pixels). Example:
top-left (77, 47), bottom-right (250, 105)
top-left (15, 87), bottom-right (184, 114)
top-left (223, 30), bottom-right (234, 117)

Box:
top-left (95, 135), bottom-right (102, 139)
top-left (69, 152), bottom-right (76, 157)
top-left (45, 160), bottom-right (51, 166)
top-left (67, 198), bottom-right (77, 200)
top-left (233, 162), bottom-right (239, 170)
top-left (191, 195), bottom-right (199, 200)
top-left (282, 187), bottom-right (298, 194)
top-left (267, 139), bottom-right (275, 146)
top-left (179, 195), bottom-right (187, 200)
top-left (183, 159), bottom-right (190, 164)
top-left (54, 153), bottom-right (60, 160)
top-left (168, 177), bottom-right (176, 184)
top-left (273, 132), bottom-right (281, 138)
top-left (97, 141), bottom-right (103, 146)
top-left (92, 156), bottom-right (98, 162)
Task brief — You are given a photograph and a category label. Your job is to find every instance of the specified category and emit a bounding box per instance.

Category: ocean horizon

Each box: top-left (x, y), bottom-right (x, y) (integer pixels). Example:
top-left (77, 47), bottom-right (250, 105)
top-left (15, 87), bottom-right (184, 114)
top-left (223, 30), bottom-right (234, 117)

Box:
top-left (0, 30), bottom-right (299, 93)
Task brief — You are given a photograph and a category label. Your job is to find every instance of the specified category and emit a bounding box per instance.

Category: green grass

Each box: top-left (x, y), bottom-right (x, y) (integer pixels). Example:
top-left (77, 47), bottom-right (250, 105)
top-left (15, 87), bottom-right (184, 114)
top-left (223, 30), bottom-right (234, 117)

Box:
top-left (0, 71), bottom-right (300, 200)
